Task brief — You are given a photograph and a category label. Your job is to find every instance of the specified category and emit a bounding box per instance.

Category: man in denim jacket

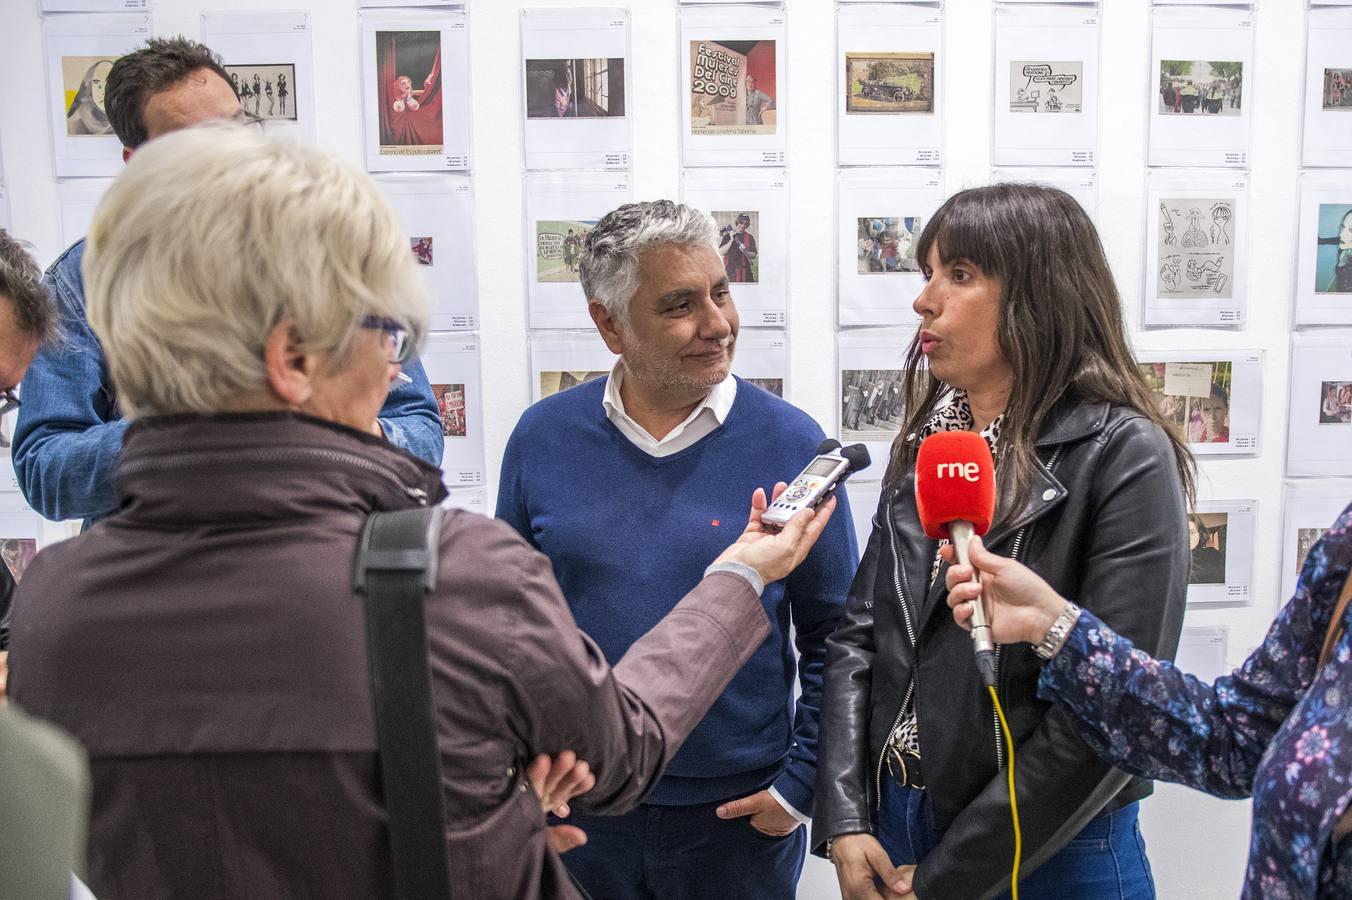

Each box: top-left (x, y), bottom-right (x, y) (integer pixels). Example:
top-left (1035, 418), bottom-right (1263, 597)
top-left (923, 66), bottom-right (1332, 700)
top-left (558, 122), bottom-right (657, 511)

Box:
top-left (14, 37), bottom-right (442, 526)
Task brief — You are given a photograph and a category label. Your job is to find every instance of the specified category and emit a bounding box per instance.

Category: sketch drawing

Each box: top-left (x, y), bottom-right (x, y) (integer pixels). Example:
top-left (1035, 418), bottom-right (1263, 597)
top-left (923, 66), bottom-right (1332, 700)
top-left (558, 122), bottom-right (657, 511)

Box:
top-left (1009, 61), bottom-right (1082, 113)
top-left (1158, 199), bottom-right (1236, 298)
top-left (62, 56), bottom-right (117, 136)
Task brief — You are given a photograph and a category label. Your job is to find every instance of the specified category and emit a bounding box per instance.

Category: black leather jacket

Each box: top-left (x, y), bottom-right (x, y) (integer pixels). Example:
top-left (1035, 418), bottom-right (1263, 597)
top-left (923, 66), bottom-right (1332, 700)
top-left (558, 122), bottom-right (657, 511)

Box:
top-left (813, 396), bottom-right (1189, 900)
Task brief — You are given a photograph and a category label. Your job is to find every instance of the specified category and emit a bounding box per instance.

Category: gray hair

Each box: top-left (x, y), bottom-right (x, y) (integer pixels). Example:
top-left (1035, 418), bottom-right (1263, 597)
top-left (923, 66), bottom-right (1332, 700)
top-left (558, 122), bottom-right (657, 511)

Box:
top-left (0, 231), bottom-right (57, 344)
top-left (579, 200), bottom-right (718, 324)
top-left (84, 122), bottom-right (428, 419)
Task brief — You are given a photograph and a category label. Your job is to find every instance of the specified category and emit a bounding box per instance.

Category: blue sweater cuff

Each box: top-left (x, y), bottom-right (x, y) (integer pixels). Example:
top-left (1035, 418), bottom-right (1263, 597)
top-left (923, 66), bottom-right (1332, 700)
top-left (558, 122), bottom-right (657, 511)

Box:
top-left (772, 763), bottom-right (814, 818)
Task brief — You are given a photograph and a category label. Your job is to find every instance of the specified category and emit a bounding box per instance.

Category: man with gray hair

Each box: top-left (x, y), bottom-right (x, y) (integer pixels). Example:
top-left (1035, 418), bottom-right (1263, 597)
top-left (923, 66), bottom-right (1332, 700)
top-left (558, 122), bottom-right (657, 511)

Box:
top-left (497, 200), bottom-right (857, 897)
top-left (0, 230), bottom-right (59, 692)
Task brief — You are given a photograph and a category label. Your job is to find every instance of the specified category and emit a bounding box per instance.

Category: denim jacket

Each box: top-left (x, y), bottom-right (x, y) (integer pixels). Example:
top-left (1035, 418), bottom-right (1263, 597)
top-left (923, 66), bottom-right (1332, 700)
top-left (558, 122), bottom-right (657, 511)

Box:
top-left (13, 239), bottom-right (444, 525)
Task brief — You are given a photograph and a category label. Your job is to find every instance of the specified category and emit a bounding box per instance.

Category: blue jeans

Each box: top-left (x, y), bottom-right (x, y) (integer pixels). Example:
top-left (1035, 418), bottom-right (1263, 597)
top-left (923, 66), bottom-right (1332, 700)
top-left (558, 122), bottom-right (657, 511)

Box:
top-left (877, 779), bottom-right (1156, 899)
top-left (561, 799), bottom-right (806, 899)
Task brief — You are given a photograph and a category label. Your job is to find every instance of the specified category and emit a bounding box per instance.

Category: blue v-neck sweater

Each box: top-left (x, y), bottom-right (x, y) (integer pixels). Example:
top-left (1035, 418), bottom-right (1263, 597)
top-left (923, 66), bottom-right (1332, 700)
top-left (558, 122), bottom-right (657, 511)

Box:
top-left (496, 376), bottom-right (857, 811)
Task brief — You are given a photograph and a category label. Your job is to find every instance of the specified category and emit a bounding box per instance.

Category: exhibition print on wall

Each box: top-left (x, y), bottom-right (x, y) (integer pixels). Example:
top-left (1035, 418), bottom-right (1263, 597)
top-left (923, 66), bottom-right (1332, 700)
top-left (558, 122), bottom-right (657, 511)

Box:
top-left (689, 40), bottom-right (776, 136)
top-left (1296, 527), bottom-right (1327, 574)
top-left (856, 217), bottom-right (920, 274)
top-left (1158, 60), bottom-right (1243, 116)
top-left (1318, 381), bottom-right (1352, 424)
top-left (62, 56), bottom-right (117, 136)
top-left (1316, 204), bottom-right (1352, 294)
top-left (0, 538), bottom-right (37, 583)
top-left (524, 58), bottom-right (625, 119)
top-left (713, 211), bottom-right (759, 284)
top-left (1187, 512), bottom-right (1227, 586)
top-left (1324, 69), bottom-right (1352, 110)
top-left (411, 236), bottom-right (433, 266)
top-left (224, 64), bottom-right (297, 121)
top-left (746, 378), bottom-right (783, 398)
top-left (1138, 361), bottom-right (1233, 445)
top-left (1009, 61), bottom-right (1082, 113)
top-left (535, 220), bottom-right (595, 283)
top-left (845, 52), bottom-right (934, 115)
top-left (841, 370), bottom-right (903, 443)
top-left (540, 370), bottom-right (608, 399)
top-left (433, 383), bottom-right (466, 437)
top-left (1157, 198), bottom-right (1236, 298)
top-left (375, 30), bottom-right (443, 155)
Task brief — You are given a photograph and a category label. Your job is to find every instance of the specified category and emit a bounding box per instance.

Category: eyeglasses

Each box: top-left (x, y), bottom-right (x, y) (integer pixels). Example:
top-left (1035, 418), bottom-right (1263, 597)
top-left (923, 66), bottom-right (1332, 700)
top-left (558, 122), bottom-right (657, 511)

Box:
top-left (0, 388), bottom-right (20, 418)
top-left (361, 316), bottom-right (412, 364)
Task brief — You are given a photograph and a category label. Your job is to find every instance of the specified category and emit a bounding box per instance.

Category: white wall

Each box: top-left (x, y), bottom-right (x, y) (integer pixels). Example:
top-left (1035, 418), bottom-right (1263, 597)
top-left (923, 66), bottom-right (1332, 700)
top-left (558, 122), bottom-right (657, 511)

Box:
top-left (0, 0), bottom-right (1315, 896)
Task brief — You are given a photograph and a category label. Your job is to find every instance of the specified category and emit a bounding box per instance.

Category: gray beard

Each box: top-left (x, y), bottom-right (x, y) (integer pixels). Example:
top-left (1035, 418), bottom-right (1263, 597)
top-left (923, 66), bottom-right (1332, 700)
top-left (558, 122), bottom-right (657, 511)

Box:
top-left (620, 335), bottom-right (736, 395)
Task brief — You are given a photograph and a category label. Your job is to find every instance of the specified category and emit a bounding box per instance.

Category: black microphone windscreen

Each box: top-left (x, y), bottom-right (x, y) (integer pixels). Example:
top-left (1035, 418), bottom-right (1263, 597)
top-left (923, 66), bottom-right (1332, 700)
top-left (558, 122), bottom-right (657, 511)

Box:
top-left (841, 444), bottom-right (871, 471)
top-left (817, 438), bottom-right (842, 455)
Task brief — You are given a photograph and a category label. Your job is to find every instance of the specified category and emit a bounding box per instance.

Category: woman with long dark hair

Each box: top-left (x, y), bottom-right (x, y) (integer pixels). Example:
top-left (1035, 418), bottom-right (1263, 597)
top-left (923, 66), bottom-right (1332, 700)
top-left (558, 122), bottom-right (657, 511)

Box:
top-left (814, 184), bottom-right (1195, 900)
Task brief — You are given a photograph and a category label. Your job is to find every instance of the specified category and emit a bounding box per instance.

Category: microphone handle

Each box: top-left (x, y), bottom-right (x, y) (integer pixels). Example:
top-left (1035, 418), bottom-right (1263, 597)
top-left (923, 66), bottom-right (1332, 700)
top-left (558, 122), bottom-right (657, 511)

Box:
top-left (949, 520), bottom-right (997, 688)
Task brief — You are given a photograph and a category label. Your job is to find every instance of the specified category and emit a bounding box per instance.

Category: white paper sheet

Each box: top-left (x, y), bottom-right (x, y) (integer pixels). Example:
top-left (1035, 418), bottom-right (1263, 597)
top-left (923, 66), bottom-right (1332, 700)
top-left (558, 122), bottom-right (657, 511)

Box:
top-left (1294, 172), bottom-right (1352, 325)
top-left (525, 171), bottom-right (633, 330)
top-left (361, 0), bottom-right (464, 7)
top-left (1134, 350), bottom-right (1262, 454)
top-left (521, 9), bottom-right (630, 170)
top-left (420, 333), bottom-right (485, 487)
top-left (836, 5), bottom-right (942, 167)
top-left (1175, 625), bottom-right (1229, 683)
top-left (360, 10), bottom-right (471, 172)
top-left (731, 328), bottom-right (787, 400)
top-left (837, 327), bottom-right (915, 481)
top-left (56, 178), bottom-right (114, 250)
top-left (992, 6), bottom-right (1098, 167)
top-left (442, 487), bottom-right (488, 515)
top-left (202, 12), bottom-right (316, 141)
top-left (374, 174), bottom-right (477, 331)
top-left (1142, 170), bottom-right (1248, 327)
top-left (682, 167), bottom-right (788, 327)
top-left (1281, 479), bottom-right (1352, 606)
top-left (528, 331), bottom-right (612, 404)
top-left (680, 7), bottom-right (787, 167)
top-left (1301, 9), bottom-right (1352, 167)
top-left (837, 169), bottom-right (942, 328)
top-left (990, 168), bottom-right (1098, 223)
top-left (43, 13), bottom-right (152, 177)
top-left (1287, 331), bottom-right (1352, 477)
top-left (1148, 7), bottom-right (1253, 168)
top-left (846, 479), bottom-right (883, 561)
top-left (1185, 499), bottom-right (1255, 605)
top-left (41, 0), bottom-right (147, 12)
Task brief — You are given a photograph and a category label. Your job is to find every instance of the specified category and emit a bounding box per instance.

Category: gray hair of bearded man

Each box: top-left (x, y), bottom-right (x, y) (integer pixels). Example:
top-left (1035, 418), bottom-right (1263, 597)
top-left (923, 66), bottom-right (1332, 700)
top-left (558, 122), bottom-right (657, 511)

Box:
top-left (578, 200), bottom-right (719, 327)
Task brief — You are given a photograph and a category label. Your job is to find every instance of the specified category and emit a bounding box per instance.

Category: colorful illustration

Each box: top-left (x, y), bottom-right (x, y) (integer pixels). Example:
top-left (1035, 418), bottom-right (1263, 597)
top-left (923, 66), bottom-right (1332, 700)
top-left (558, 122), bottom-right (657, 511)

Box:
top-left (1138, 360), bottom-right (1232, 444)
top-left (713, 211), bottom-right (759, 284)
top-left (375, 30), bottom-right (443, 154)
top-left (845, 52), bottom-right (934, 115)
top-left (856, 217), bottom-right (920, 274)
top-left (536, 220), bottom-right (595, 283)
top-left (690, 40), bottom-right (776, 135)
top-left (433, 383), bottom-right (466, 437)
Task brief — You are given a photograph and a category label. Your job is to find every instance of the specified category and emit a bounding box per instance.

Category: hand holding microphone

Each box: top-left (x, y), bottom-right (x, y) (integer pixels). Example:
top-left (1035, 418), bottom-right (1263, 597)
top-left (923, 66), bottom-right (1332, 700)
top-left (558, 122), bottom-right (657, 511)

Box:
top-left (942, 538), bottom-right (1070, 648)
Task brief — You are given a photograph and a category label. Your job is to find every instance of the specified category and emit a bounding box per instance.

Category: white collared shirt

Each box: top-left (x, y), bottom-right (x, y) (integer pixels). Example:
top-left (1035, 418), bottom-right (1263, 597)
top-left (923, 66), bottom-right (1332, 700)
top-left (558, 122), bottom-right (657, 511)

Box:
top-left (601, 361), bottom-right (737, 457)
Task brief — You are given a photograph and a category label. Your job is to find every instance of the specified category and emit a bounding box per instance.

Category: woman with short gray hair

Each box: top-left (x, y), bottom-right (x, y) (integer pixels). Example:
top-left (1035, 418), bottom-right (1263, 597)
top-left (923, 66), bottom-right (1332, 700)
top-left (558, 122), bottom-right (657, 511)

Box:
top-left (6, 124), bottom-right (835, 898)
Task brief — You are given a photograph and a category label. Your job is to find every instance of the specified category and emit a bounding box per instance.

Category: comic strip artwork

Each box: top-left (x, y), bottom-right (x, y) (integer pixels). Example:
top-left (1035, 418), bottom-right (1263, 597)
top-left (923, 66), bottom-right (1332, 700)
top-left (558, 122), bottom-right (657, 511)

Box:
top-left (845, 52), bottom-right (934, 115)
top-left (1324, 69), bottom-right (1352, 111)
top-left (1157, 199), bottom-right (1236, 298)
top-left (375, 30), bottom-right (443, 155)
top-left (689, 40), bottom-right (776, 136)
top-left (1158, 60), bottom-right (1242, 116)
top-left (536, 220), bottom-right (595, 283)
top-left (525, 58), bottom-right (625, 118)
top-left (841, 369), bottom-right (904, 443)
top-left (856, 217), bottom-right (920, 274)
top-left (62, 55), bottom-right (118, 136)
top-left (432, 383), bottom-right (466, 437)
top-left (1187, 512), bottom-right (1228, 585)
top-left (712, 211), bottom-right (759, 284)
top-left (1316, 204), bottom-right (1352, 294)
top-left (540, 370), bottom-right (608, 399)
top-left (224, 64), bottom-right (297, 121)
top-left (1009, 61), bottom-right (1082, 113)
top-left (1138, 361), bottom-right (1232, 444)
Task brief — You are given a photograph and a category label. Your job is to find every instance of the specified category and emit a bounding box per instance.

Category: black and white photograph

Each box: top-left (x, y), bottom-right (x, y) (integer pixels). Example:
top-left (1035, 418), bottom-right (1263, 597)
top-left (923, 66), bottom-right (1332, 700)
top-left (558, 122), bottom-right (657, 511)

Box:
top-left (841, 369), bottom-right (904, 443)
top-left (204, 12), bottom-right (317, 139)
top-left (1010, 61), bottom-right (1082, 113)
top-left (224, 64), bottom-right (297, 121)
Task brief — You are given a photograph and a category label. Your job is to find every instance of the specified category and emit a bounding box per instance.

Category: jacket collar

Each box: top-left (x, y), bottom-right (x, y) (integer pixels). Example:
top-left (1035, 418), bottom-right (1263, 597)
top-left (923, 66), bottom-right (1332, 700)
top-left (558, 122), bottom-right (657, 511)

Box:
top-left (1035, 395), bottom-right (1112, 447)
top-left (114, 411), bottom-right (448, 527)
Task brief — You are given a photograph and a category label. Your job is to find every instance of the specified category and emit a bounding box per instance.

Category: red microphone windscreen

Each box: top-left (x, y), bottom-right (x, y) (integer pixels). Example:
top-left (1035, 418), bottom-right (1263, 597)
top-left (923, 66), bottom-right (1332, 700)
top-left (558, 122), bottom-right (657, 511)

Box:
top-left (914, 431), bottom-right (997, 540)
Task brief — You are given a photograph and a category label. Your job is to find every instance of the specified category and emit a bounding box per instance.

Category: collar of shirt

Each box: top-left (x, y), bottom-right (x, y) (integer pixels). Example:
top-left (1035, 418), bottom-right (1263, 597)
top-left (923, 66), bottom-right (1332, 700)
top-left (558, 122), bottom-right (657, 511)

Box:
top-left (918, 389), bottom-right (1004, 458)
top-left (602, 362), bottom-right (737, 458)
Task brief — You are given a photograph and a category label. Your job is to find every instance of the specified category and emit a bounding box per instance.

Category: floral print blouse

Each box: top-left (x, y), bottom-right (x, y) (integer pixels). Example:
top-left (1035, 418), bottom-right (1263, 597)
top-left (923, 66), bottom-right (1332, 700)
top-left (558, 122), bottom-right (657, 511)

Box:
top-left (1037, 504), bottom-right (1352, 899)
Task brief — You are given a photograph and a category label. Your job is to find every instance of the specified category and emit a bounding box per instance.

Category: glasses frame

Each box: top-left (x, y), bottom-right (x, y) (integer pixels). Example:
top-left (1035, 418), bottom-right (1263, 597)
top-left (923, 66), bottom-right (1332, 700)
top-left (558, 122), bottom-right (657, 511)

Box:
top-left (361, 316), bottom-right (412, 365)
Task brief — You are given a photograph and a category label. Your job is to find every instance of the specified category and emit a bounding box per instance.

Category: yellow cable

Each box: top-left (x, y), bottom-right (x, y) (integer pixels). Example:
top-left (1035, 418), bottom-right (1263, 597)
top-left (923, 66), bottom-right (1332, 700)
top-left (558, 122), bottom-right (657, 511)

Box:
top-left (988, 684), bottom-right (1022, 900)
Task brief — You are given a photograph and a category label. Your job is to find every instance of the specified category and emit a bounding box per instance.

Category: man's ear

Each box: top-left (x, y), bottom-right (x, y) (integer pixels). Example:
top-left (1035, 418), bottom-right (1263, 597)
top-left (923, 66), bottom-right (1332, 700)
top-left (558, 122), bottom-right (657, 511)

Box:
top-left (262, 319), bottom-right (313, 406)
top-left (589, 300), bottom-right (625, 355)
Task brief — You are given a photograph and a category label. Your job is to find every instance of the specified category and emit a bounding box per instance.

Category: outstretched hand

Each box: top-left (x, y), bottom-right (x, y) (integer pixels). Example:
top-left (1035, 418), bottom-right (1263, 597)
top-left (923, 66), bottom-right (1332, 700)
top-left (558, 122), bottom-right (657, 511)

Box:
top-left (528, 751), bottom-right (595, 855)
top-left (941, 536), bottom-right (1067, 646)
top-left (712, 483), bottom-right (837, 585)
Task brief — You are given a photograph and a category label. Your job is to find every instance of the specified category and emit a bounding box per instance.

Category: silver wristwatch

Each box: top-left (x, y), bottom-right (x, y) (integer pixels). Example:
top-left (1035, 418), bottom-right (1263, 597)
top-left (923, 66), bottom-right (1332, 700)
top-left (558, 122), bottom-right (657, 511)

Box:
top-left (1033, 601), bottom-right (1082, 660)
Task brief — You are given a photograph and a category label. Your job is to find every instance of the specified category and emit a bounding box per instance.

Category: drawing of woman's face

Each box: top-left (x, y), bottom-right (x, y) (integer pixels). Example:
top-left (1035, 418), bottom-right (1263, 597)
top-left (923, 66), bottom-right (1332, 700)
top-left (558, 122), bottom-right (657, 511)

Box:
top-left (396, 76), bottom-right (413, 97)
top-left (1340, 210), bottom-right (1352, 249)
top-left (89, 59), bottom-right (114, 111)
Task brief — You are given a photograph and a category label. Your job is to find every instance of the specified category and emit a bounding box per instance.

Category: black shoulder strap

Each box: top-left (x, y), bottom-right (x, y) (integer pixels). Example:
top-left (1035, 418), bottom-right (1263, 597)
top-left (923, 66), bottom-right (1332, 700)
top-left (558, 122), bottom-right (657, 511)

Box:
top-left (353, 506), bottom-right (451, 900)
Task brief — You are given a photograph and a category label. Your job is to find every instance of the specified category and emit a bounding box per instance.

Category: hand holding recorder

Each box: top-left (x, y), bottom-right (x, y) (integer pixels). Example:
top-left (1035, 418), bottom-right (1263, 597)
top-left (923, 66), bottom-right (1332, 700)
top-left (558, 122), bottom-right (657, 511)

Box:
top-left (712, 481), bottom-right (838, 585)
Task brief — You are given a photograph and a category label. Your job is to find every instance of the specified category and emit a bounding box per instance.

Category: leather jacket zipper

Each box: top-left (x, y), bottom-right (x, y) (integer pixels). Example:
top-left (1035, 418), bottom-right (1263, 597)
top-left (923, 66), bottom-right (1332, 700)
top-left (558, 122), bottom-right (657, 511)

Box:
top-left (990, 446), bottom-right (1064, 771)
top-left (876, 494), bottom-right (920, 810)
top-left (119, 446), bottom-right (432, 505)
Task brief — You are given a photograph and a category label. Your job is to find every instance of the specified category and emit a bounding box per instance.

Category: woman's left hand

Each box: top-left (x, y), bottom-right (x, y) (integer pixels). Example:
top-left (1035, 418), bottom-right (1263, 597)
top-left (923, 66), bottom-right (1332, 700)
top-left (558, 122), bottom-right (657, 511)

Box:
top-left (941, 537), bottom-right (1069, 646)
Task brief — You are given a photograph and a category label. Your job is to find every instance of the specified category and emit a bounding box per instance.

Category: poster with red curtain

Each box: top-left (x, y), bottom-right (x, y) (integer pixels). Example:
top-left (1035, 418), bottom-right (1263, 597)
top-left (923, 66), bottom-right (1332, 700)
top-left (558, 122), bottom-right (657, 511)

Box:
top-left (376, 30), bottom-right (443, 152)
